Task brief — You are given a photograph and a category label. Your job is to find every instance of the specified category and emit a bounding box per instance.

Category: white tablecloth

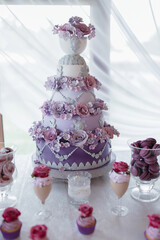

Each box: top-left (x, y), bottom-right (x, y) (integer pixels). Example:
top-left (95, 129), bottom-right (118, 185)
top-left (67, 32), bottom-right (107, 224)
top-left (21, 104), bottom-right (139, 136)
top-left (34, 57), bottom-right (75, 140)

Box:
top-left (0, 151), bottom-right (160, 240)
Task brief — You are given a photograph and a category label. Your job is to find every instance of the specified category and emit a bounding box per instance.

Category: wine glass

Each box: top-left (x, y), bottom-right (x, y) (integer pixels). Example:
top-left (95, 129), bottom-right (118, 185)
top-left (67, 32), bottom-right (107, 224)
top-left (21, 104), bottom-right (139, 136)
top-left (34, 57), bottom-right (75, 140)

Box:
top-left (128, 137), bottom-right (160, 202)
top-left (109, 161), bottom-right (130, 216)
top-left (32, 165), bottom-right (53, 220)
top-left (0, 142), bottom-right (17, 210)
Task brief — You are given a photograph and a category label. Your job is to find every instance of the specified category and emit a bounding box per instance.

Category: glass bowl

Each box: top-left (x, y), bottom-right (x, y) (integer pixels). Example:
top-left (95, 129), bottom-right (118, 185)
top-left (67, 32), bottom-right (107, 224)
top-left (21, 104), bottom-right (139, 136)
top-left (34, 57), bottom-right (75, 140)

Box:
top-left (128, 137), bottom-right (160, 202)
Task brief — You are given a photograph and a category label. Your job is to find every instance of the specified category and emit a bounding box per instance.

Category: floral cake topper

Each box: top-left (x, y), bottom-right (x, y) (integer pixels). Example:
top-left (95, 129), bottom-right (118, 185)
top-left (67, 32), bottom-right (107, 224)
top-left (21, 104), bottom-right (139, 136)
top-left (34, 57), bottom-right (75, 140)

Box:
top-left (2, 207), bottom-right (21, 222)
top-left (147, 214), bottom-right (160, 228)
top-left (78, 204), bottom-right (93, 218)
top-left (30, 225), bottom-right (48, 240)
top-left (112, 161), bottom-right (130, 174)
top-left (53, 16), bottom-right (95, 40)
top-left (32, 165), bottom-right (50, 178)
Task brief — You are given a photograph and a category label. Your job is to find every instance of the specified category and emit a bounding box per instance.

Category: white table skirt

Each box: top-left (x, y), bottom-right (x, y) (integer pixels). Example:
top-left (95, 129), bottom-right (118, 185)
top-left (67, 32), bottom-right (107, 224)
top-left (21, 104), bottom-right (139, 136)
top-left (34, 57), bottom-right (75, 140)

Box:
top-left (0, 151), bottom-right (160, 240)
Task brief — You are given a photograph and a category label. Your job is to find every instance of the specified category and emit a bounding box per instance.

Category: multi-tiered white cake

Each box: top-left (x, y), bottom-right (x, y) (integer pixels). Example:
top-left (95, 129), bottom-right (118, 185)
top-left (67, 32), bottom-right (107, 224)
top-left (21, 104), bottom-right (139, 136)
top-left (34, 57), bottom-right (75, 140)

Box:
top-left (29, 17), bottom-right (119, 178)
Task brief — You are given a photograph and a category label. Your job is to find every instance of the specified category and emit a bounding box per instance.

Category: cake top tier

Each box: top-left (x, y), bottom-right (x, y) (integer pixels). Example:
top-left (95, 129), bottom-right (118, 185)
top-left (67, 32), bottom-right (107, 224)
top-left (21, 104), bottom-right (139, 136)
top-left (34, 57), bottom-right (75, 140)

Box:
top-left (53, 16), bottom-right (95, 40)
top-left (57, 54), bottom-right (89, 77)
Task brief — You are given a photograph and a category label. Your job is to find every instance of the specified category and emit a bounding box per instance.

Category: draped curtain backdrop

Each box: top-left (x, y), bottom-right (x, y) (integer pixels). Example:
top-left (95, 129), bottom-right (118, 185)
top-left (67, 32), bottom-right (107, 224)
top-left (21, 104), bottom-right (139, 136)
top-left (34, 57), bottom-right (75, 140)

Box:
top-left (0, 0), bottom-right (160, 154)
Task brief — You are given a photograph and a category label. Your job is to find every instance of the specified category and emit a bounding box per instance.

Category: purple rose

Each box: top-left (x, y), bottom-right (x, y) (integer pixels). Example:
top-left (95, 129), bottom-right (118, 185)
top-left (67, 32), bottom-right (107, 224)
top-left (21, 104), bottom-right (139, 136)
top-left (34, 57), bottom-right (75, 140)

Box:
top-left (51, 102), bottom-right (66, 118)
top-left (43, 128), bottom-right (57, 142)
top-left (83, 76), bottom-right (96, 90)
top-left (76, 23), bottom-right (91, 35)
top-left (76, 103), bottom-right (89, 116)
top-left (71, 130), bottom-right (88, 147)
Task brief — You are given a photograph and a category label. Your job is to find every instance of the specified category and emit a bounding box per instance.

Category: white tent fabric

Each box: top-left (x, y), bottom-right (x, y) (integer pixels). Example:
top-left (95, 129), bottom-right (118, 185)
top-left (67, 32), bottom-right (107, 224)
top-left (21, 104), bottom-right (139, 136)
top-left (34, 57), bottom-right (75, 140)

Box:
top-left (0, 0), bottom-right (160, 153)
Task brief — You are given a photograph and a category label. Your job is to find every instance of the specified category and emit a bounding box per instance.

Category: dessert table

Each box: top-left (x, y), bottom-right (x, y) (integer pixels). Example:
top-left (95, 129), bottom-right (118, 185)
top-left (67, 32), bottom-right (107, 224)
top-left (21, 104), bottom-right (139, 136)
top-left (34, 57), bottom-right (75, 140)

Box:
top-left (0, 151), bottom-right (160, 240)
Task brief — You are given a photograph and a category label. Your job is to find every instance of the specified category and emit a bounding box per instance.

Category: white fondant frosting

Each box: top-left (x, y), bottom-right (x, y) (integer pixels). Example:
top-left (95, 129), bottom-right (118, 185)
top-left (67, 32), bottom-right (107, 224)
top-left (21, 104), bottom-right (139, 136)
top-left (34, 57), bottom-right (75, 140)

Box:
top-left (51, 90), bottom-right (95, 104)
top-left (59, 37), bottom-right (87, 55)
top-left (43, 113), bottom-right (103, 131)
top-left (57, 55), bottom-right (89, 77)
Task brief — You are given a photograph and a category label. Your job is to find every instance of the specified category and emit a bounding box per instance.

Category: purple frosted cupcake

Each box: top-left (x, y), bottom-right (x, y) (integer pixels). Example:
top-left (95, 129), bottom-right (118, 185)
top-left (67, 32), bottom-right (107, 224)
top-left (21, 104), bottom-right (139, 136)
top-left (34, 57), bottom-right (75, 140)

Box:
top-left (0, 207), bottom-right (22, 240)
top-left (76, 204), bottom-right (96, 235)
top-left (144, 214), bottom-right (160, 240)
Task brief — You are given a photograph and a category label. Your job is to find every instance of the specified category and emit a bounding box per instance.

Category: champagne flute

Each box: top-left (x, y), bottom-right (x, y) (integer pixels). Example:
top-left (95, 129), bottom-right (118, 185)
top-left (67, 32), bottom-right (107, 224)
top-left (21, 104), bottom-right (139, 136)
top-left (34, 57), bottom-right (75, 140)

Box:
top-left (109, 161), bottom-right (130, 216)
top-left (32, 164), bottom-right (52, 220)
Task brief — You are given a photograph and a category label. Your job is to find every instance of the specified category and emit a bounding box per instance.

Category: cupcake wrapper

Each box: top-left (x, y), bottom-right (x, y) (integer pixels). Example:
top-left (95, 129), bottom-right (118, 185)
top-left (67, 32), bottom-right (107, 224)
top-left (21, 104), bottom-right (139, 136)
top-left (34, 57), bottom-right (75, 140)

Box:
top-left (1, 224), bottom-right (22, 240)
top-left (77, 220), bottom-right (96, 235)
top-left (144, 231), bottom-right (149, 240)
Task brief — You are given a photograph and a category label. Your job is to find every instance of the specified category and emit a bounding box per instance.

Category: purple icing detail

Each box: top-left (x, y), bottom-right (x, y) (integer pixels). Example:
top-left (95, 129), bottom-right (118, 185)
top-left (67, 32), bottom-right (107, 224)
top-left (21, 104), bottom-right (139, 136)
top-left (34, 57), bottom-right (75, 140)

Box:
top-left (76, 219), bottom-right (96, 235)
top-left (1, 224), bottom-right (22, 240)
top-left (36, 140), bottom-right (110, 168)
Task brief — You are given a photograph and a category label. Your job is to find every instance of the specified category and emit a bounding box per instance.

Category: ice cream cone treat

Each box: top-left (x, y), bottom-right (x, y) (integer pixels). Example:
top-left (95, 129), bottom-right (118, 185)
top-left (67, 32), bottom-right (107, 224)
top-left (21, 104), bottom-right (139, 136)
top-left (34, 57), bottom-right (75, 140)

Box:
top-left (109, 161), bottom-right (130, 199)
top-left (32, 165), bottom-right (52, 204)
top-left (30, 225), bottom-right (48, 240)
top-left (0, 207), bottom-right (22, 240)
top-left (76, 204), bottom-right (96, 235)
top-left (144, 214), bottom-right (160, 240)
top-left (0, 147), bottom-right (15, 187)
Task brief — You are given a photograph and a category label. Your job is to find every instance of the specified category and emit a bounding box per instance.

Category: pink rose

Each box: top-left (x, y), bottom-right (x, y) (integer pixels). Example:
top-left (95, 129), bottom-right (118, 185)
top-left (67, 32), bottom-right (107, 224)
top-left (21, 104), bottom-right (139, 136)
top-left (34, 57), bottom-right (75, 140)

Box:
top-left (104, 127), bottom-right (114, 139)
top-left (113, 161), bottom-right (129, 173)
top-left (2, 207), bottom-right (21, 222)
top-left (30, 225), bottom-right (47, 240)
top-left (0, 147), bottom-right (13, 162)
top-left (72, 130), bottom-right (88, 147)
top-left (78, 204), bottom-right (93, 218)
top-left (2, 161), bottom-right (15, 177)
top-left (32, 165), bottom-right (50, 178)
top-left (147, 214), bottom-right (160, 228)
top-left (43, 128), bottom-right (57, 142)
top-left (76, 23), bottom-right (91, 35)
top-left (83, 76), bottom-right (96, 90)
top-left (76, 103), bottom-right (89, 116)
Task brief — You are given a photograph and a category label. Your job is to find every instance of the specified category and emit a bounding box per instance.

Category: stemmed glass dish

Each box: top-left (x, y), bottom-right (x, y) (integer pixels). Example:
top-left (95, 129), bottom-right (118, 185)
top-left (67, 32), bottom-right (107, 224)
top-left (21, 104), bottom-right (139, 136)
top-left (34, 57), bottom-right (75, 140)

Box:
top-left (128, 137), bottom-right (160, 202)
top-left (68, 171), bottom-right (91, 205)
top-left (32, 164), bottom-right (53, 220)
top-left (0, 143), bottom-right (17, 210)
top-left (109, 161), bottom-right (130, 216)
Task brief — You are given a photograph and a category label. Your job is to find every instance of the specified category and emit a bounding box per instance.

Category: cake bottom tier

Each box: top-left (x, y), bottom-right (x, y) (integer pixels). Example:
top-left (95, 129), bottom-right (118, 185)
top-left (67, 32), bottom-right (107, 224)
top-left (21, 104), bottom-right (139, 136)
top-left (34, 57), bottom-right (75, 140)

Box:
top-left (34, 140), bottom-right (115, 178)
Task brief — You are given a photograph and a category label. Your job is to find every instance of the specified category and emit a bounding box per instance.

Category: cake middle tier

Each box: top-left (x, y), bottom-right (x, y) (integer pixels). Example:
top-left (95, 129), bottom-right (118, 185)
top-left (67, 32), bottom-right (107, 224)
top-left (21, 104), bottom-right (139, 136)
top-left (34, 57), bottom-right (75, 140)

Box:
top-left (43, 113), bottom-right (104, 131)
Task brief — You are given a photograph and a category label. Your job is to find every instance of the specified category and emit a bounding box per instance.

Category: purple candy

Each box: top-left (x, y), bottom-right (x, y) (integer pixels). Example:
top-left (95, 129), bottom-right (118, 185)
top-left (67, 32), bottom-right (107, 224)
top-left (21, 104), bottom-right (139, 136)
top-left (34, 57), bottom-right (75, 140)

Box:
top-left (139, 147), bottom-right (152, 158)
top-left (151, 172), bottom-right (160, 179)
top-left (132, 153), bottom-right (141, 161)
top-left (131, 166), bottom-right (141, 176)
top-left (131, 141), bottom-right (141, 153)
top-left (140, 171), bottom-right (151, 181)
top-left (141, 138), bottom-right (156, 148)
top-left (148, 163), bottom-right (159, 173)
top-left (152, 143), bottom-right (160, 156)
top-left (135, 160), bottom-right (148, 169)
top-left (131, 159), bottom-right (136, 166)
top-left (144, 155), bottom-right (157, 165)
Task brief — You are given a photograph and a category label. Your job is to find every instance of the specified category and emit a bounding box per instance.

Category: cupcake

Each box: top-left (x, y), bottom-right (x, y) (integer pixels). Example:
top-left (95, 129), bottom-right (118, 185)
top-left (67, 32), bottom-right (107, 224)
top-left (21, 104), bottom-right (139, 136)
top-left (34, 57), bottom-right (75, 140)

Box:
top-left (144, 214), bottom-right (160, 240)
top-left (0, 207), bottom-right (22, 240)
top-left (76, 204), bottom-right (96, 235)
top-left (30, 225), bottom-right (48, 240)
